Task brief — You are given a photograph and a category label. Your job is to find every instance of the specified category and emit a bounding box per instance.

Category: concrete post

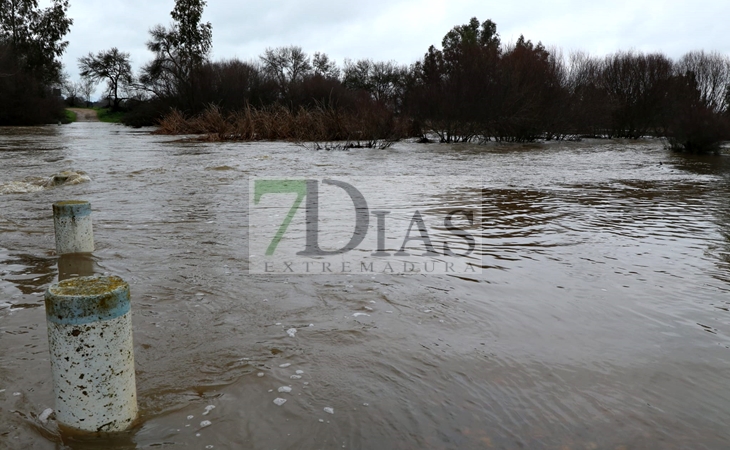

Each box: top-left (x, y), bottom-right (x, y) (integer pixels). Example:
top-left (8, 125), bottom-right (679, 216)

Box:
top-left (53, 200), bottom-right (94, 255)
top-left (44, 275), bottom-right (138, 432)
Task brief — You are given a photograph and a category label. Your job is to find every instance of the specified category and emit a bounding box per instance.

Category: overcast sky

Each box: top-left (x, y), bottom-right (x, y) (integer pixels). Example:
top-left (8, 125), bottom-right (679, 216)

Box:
top-left (56, 0), bottom-right (730, 96)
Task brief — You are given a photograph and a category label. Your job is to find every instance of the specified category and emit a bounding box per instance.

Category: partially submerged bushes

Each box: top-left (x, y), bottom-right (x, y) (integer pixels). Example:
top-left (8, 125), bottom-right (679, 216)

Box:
top-left (663, 109), bottom-right (730, 154)
top-left (125, 17), bottom-right (730, 154)
top-left (155, 104), bottom-right (407, 149)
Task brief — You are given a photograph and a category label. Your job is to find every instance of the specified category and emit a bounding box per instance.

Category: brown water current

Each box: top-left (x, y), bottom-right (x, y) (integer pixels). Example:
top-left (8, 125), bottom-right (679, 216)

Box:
top-left (1, 122), bottom-right (730, 449)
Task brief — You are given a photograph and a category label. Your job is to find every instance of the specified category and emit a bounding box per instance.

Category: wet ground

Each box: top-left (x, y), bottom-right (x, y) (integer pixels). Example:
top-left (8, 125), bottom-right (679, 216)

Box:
top-left (1, 123), bottom-right (729, 449)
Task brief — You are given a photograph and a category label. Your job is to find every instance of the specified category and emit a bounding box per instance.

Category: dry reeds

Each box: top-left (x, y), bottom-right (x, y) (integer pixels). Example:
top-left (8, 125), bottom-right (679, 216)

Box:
top-left (154, 103), bottom-right (406, 148)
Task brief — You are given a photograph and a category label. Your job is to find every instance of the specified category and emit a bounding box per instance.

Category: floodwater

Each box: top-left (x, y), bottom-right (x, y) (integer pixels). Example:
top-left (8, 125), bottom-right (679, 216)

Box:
top-left (1, 123), bottom-right (730, 449)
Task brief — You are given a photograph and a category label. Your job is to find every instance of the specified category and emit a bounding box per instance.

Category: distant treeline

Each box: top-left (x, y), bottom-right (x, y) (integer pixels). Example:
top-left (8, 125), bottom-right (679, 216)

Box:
top-left (2, 1), bottom-right (730, 153)
top-left (140, 17), bottom-right (730, 152)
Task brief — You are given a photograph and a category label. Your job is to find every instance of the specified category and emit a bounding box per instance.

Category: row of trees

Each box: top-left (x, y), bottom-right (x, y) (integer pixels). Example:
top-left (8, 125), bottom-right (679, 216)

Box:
top-left (85, 7), bottom-right (724, 151)
top-left (406, 18), bottom-right (730, 151)
top-left (75, 0), bottom-right (212, 115)
top-left (2, 0), bottom-right (729, 152)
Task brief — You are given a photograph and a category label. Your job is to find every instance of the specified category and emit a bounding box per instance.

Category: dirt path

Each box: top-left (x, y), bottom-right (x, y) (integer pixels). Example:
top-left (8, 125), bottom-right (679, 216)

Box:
top-left (68, 108), bottom-right (99, 122)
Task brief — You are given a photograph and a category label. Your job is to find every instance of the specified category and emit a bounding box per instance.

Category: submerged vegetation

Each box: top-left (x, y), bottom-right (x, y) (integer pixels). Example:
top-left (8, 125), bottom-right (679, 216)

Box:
top-left (2, 0), bottom-right (729, 153)
top-left (156, 104), bottom-right (405, 149)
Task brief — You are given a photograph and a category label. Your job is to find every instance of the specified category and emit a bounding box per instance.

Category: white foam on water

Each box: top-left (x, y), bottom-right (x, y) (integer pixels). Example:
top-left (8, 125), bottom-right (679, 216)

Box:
top-left (296, 370), bottom-right (304, 374)
top-left (290, 375), bottom-right (302, 379)
top-left (319, 419), bottom-right (324, 423)
top-left (287, 328), bottom-right (297, 337)
top-left (273, 398), bottom-right (287, 406)
top-left (424, 309), bottom-right (432, 313)
top-left (386, 311), bottom-right (393, 314)
top-left (369, 300), bottom-right (376, 304)
top-left (1, 170), bottom-right (90, 195)
top-left (278, 386), bottom-right (292, 393)
top-left (13, 392), bottom-right (20, 396)
top-left (363, 403), bottom-right (369, 407)
top-left (279, 363), bottom-right (291, 368)
top-left (324, 407), bottom-right (334, 414)
top-left (187, 415), bottom-right (194, 420)
top-left (353, 313), bottom-right (369, 317)
top-left (203, 405), bottom-right (215, 415)
top-left (38, 408), bottom-right (53, 424)
top-left (309, 323), bottom-right (314, 327)
top-left (0, 181), bottom-right (44, 194)
top-left (257, 372), bottom-right (265, 377)
top-left (303, 382), bottom-right (309, 385)
top-left (200, 420), bottom-right (212, 428)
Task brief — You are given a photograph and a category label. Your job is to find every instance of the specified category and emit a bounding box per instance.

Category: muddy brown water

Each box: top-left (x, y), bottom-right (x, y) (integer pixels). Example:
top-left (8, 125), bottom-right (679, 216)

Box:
top-left (1, 123), bottom-right (730, 449)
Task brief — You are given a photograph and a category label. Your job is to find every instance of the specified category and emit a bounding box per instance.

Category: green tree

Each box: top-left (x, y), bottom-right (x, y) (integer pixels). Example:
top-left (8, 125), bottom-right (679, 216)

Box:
top-left (78, 48), bottom-right (133, 110)
top-left (141, 0), bottom-right (212, 110)
top-left (408, 17), bottom-right (502, 142)
top-left (0, 0), bottom-right (72, 83)
top-left (170, 0), bottom-right (212, 69)
top-left (0, 0), bottom-right (72, 124)
top-left (440, 17), bottom-right (500, 73)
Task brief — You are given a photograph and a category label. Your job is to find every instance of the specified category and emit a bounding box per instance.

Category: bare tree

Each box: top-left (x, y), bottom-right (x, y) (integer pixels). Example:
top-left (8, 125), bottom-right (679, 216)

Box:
top-left (343, 58), bottom-right (407, 110)
top-left (78, 47), bottom-right (133, 110)
top-left (676, 50), bottom-right (730, 115)
top-left (61, 76), bottom-right (81, 105)
top-left (312, 52), bottom-right (339, 79)
top-left (79, 77), bottom-right (95, 105)
top-left (260, 46), bottom-right (312, 91)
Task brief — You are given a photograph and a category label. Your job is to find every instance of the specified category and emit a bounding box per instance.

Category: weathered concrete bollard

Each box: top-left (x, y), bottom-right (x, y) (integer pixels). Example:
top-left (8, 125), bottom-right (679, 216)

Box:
top-left (45, 275), bottom-right (138, 432)
top-left (53, 200), bottom-right (94, 255)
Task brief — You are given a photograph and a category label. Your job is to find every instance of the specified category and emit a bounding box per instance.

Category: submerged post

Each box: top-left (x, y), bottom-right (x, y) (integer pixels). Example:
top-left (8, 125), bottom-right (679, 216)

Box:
top-left (53, 200), bottom-right (94, 255)
top-left (57, 253), bottom-right (95, 281)
top-left (44, 275), bottom-right (138, 432)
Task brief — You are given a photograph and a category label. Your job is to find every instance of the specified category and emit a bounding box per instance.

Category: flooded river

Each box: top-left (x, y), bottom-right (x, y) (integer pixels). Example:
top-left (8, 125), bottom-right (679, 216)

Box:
top-left (1, 123), bottom-right (730, 449)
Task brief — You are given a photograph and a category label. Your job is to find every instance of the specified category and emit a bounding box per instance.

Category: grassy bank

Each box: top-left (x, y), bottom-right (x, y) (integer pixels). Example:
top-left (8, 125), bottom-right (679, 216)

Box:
top-left (95, 108), bottom-right (125, 123)
top-left (63, 109), bottom-right (77, 123)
